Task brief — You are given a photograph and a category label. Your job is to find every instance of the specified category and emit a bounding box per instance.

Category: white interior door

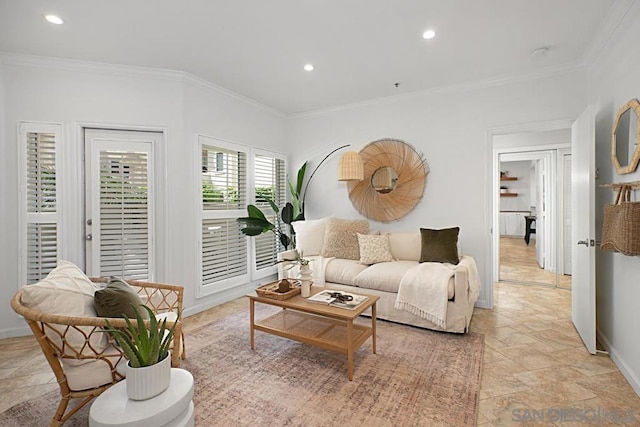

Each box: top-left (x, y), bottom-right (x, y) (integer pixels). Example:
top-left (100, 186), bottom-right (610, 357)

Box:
top-left (535, 160), bottom-right (545, 268)
top-left (571, 107), bottom-right (596, 354)
top-left (562, 153), bottom-right (573, 275)
top-left (85, 129), bottom-right (159, 280)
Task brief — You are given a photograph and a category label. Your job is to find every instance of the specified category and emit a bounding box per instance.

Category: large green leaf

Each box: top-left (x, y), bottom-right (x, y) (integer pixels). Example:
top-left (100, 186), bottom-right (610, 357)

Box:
top-left (247, 204), bottom-right (269, 222)
top-left (279, 233), bottom-right (292, 249)
top-left (281, 203), bottom-right (294, 225)
top-left (296, 162), bottom-right (307, 195)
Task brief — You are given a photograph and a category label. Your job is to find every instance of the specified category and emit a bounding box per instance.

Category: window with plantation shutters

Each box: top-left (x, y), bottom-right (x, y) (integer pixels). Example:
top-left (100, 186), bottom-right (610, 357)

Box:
top-left (199, 136), bottom-right (249, 293)
top-left (20, 123), bottom-right (62, 284)
top-left (253, 152), bottom-right (286, 271)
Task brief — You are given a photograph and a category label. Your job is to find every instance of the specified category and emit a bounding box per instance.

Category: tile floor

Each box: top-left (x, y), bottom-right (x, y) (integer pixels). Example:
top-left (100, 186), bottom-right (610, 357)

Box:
top-left (500, 236), bottom-right (572, 289)
top-left (1, 283), bottom-right (639, 426)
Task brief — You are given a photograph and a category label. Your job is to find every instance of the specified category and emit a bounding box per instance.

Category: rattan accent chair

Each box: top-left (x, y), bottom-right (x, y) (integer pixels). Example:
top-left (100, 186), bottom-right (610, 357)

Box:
top-left (10, 278), bottom-right (186, 427)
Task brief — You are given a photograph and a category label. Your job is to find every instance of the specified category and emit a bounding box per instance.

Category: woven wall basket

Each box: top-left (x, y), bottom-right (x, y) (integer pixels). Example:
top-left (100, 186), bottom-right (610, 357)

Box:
top-left (601, 185), bottom-right (640, 256)
top-left (347, 139), bottom-right (428, 222)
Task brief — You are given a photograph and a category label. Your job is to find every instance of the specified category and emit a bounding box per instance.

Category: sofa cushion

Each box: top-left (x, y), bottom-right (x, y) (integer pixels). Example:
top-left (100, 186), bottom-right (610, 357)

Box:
top-left (324, 259), bottom-right (369, 286)
top-left (320, 218), bottom-right (369, 260)
top-left (357, 233), bottom-right (393, 264)
top-left (292, 217), bottom-right (331, 256)
top-left (353, 261), bottom-right (417, 293)
top-left (94, 277), bottom-right (149, 319)
top-left (353, 261), bottom-right (455, 298)
top-left (387, 232), bottom-right (422, 261)
top-left (420, 227), bottom-right (460, 265)
top-left (21, 261), bottom-right (108, 364)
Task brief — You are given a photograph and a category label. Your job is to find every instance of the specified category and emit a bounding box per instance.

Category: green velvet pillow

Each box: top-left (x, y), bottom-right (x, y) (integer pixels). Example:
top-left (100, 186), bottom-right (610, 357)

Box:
top-left (94, 277), bottom-right (149, 319)
top-left (419, 227), bottom-right (460, 265)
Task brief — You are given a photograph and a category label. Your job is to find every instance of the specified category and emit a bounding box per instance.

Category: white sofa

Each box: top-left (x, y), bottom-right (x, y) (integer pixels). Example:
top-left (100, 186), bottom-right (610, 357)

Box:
top-left (280, 222), bottom-right (480, 333)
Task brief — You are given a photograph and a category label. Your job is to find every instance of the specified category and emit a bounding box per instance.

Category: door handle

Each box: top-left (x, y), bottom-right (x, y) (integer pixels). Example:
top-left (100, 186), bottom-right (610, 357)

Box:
top-left (577, 239), bottom-right (589, 246)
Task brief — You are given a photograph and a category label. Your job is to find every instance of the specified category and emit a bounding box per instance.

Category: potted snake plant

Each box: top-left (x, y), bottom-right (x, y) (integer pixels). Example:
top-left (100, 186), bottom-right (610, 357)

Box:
top-left (104, 305), bottom-right (177, 400)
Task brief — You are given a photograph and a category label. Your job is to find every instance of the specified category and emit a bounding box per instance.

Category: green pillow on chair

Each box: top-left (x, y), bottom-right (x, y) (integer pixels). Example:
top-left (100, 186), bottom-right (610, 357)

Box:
top-left (94, 277), bottom-right (149, 319)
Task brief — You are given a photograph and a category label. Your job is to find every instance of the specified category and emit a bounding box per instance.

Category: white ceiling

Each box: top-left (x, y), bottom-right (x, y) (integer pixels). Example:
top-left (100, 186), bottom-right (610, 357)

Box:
top-left (0, 0), bottom-right (622, 114)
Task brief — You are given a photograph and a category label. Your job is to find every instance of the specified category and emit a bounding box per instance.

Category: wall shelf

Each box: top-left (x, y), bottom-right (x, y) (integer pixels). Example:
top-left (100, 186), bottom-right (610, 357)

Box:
top-left (500, 177), bottom-right (518, 181)
top-left (500, 193), bottom-right (518, 197)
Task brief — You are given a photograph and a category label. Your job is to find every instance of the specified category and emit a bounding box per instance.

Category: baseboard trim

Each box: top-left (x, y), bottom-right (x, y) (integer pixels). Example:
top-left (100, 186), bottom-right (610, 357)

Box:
top-left (0, 325), bottom-right (32, 340)
top-left (183, 282), bottom-right (256, 318)
top-left (596, 328), bottom-right (640, 397)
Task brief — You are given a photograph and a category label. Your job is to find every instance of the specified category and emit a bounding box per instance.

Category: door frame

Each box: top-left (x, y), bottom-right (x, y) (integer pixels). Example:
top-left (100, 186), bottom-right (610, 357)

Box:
top-left (68, 122), bottom-right (168, 280)
top-left (485, 119), bottom-right (573, 309)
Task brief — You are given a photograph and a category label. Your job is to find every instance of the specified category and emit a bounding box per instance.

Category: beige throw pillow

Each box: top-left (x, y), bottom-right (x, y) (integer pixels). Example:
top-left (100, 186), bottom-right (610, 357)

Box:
top-left (21, 260), bottom-right (107, 365)
top-left (357, 233), bottom-right (393, 264)
top-left (320, 218), bottom-right (369, 260)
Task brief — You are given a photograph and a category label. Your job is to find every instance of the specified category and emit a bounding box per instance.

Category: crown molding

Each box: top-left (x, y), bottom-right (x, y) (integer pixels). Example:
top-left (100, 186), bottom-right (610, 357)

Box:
top-left (581, 0), bottom-right (636, 68)
top-left (0, 52), bottom-right (285, 118)
top-left (181, 73), bottom-right (284, 117)
top-left (288, 62), bottom-right (584, 120)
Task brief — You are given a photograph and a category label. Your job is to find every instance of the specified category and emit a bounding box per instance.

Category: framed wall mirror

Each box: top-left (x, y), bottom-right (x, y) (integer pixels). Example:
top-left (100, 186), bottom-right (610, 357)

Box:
top-left (347, 139), bottom-right (428, 222)
top-left (611, 98), bottom-right (640, 175)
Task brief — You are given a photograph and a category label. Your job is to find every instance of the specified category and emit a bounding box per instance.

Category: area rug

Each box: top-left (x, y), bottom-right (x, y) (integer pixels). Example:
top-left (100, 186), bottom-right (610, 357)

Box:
top-left (0, 307), bottom-right (483, 426)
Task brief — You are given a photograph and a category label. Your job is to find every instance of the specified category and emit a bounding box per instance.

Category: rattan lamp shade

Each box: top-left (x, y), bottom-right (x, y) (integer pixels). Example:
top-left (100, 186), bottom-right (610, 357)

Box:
top-left (338, 151), bottom-right (364, 181)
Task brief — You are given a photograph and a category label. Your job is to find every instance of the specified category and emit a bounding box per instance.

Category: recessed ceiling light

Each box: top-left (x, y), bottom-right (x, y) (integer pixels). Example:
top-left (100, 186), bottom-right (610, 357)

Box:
top-left (422, 30), bottom-right (436, 40)
top-left (304, 64), bottom-right (314, 71)
top-left (44, 14), bottom-right (64, 25)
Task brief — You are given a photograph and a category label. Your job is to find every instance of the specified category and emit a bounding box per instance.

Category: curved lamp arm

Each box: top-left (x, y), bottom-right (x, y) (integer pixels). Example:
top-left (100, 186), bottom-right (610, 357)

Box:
top-left (300, 144), bottom-right (350, 217)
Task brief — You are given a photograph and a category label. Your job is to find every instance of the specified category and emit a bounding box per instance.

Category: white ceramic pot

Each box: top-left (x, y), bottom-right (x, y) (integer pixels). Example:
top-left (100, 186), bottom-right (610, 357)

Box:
top-left (126, 353), bottom-right (171, 400)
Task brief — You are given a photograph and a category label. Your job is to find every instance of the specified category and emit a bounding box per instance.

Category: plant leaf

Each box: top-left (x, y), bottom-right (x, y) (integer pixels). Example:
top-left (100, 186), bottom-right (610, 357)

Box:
top-left (280, 233), bottom-right (291, 249)
top-left (296, 162), bottom-right (307, 195)
top-left (247, 204), bottom-right (269, 222)
top-left (281, 203), bottom-right (293, 225)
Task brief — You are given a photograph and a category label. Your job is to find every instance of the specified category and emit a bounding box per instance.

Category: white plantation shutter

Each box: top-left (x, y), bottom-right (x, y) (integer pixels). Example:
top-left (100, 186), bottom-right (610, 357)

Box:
top-left (98, 150), bottom-right (150, 279)
top-left (202, 148), bottom-right (247, 211)
top-left (20, 123), bottom-right (61, 284)
top-left (202, 219), bottom-right (247, 283)
top-left (199, 136), bottom-right (249, 292)
top-left (253, 153), bottom-right (286, 271)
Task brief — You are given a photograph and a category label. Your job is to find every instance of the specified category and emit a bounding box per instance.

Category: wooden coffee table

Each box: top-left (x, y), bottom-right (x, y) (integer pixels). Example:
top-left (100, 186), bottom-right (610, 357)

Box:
top-left (247, 286), bottom-right (378, 381)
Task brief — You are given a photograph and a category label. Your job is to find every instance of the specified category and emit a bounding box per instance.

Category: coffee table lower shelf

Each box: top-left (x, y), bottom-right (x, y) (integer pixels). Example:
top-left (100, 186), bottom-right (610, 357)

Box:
top-left (254, 310), bottom-right (372, 355)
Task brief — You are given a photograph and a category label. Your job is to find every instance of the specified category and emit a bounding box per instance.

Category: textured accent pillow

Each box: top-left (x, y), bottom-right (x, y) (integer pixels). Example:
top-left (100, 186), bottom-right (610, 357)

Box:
top-left (320, 218), bottom-right (369, 260)
top-left (94, 277), bottom-right (149, 319)
top-left (419, 227), bottom-right (460, 265)
top-left (357, 233), bottom-right (393, 264)
top-left (292, 217), bottom-right (331, 256)
top-left (20, 260), bottom-right (107, 365)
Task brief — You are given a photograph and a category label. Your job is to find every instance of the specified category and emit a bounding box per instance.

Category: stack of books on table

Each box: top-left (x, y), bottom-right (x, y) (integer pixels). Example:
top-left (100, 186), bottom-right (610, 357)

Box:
top-left (307, 290), bottom-right (368, 310)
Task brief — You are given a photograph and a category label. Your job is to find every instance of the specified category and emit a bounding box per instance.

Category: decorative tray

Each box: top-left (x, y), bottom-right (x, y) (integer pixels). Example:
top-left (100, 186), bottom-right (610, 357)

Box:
top-left (255, 279), bottom-right (301, 300)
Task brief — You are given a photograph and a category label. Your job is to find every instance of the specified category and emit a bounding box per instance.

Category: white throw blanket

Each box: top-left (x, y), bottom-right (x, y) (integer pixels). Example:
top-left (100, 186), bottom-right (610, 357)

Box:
top-left (394, 262), bottom-right (457, 329)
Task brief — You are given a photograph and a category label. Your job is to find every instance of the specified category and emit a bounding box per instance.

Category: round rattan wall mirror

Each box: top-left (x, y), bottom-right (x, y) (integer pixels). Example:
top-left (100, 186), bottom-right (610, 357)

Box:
top-left (347, 139), bottom-right (428, 222)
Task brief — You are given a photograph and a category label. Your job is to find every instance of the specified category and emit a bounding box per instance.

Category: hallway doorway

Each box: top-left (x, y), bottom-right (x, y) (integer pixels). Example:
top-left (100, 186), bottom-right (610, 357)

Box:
top-left (493, 132), bottom-right (572, 289)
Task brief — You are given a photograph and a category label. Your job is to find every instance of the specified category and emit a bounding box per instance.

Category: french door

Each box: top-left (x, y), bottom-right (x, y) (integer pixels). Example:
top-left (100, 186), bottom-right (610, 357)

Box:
top-left (84, 129), bottom-right (160, 280)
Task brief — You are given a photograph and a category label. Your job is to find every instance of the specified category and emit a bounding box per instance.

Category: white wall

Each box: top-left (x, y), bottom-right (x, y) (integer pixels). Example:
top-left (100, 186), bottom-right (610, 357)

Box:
top-left (0, 56), bottom-right (285, 337)
top-left (588, 1), bottom-right (640, 395)
top-left (499, 160), bottom-right (532, 212)
top-left (287, 71), bottom-right (587, 308)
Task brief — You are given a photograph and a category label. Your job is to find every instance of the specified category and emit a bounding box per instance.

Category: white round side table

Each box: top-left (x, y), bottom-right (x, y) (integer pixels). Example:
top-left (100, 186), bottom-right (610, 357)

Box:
top-left (90, 368), bottom-right (194, 427)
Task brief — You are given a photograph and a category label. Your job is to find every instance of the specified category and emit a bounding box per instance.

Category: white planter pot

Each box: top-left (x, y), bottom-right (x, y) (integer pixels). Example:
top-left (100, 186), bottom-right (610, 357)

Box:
top-left (126, 353), bottom-right (171, 400)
